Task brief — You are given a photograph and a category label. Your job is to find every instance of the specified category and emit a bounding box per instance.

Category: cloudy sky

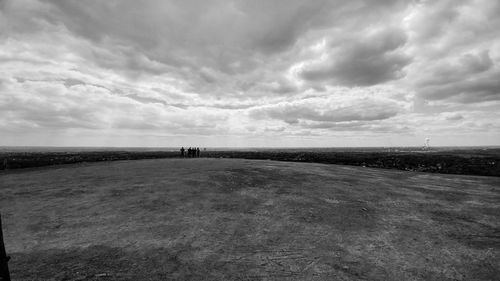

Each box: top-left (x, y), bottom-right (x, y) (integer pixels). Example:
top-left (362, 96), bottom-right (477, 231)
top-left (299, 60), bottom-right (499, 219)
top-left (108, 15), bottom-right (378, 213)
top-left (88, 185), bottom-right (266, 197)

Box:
top-left (1, 0), bottom-right (499, 147)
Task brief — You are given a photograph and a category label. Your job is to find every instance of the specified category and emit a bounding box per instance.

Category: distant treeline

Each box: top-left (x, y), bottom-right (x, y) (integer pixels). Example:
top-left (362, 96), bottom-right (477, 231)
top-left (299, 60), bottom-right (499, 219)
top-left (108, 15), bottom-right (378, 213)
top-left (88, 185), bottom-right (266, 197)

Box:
top-left (203, 150), bottom-right (500, 177)
top-left (1, 149), bottom-right (499, 177)
top-left (0, 151), bottom-right (178, 170)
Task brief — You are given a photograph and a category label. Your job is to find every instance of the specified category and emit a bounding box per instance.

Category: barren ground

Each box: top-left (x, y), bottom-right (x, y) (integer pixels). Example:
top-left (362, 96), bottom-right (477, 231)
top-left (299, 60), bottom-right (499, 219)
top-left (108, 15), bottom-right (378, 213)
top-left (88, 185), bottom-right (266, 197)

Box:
top-left (1, 158), bottom-right (499, 280)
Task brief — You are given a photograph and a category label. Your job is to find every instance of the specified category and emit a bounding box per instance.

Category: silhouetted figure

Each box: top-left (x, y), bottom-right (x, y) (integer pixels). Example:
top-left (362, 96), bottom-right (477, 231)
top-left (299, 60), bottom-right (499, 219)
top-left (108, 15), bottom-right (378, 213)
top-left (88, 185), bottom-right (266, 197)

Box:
top-left (188, 147), bottom-right (192, 158)
top-left (196, 147), bottom-right (200, 158)
top-left (180, 147), bottom-right (185, 157)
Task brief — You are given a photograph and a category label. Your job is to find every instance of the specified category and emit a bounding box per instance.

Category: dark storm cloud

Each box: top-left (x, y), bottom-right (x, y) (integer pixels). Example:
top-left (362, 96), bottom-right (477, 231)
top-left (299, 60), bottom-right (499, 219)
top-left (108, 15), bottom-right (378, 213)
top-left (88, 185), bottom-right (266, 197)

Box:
top-left (32, 0), bottom-right (410, 75)
top-left (417, 51), bottom-right (500, 102)
top-left (408, 0), bottom-right (500, 51)
top-left (405, 1), bottom-right (500, 104)
top-left (418, 51), bottom-right (493, 87)
top-left (300, 28), bottom-right (411, 86)
top-left (420, 73), bottom-right (500, 103)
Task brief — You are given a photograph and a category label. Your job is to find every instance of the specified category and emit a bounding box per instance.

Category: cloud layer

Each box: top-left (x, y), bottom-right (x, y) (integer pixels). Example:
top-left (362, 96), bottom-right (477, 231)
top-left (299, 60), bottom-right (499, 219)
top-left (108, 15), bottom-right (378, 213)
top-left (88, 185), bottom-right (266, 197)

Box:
top-left (1, 0), bottom-right (499, 146)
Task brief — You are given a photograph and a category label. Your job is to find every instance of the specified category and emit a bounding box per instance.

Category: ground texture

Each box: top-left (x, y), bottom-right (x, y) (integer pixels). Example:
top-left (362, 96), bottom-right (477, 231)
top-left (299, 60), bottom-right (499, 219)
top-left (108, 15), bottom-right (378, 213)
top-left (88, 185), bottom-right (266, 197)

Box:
top-left (0, 158), bottom-right (499, 280)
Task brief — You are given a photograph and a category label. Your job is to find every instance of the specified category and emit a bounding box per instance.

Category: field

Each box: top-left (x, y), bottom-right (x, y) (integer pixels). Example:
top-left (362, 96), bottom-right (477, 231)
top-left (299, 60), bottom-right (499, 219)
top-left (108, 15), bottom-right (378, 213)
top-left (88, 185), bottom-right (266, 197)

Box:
top-left (1, 147), bottom-right (500, 177)
top-left (1, 158), bottom-right (499, 280)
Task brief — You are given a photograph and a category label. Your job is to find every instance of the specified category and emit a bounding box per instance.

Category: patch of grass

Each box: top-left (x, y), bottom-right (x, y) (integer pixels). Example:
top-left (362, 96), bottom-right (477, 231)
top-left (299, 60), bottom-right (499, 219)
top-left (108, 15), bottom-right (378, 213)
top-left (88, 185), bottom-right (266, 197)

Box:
top-left (1, 159), bottom-right (499, 280)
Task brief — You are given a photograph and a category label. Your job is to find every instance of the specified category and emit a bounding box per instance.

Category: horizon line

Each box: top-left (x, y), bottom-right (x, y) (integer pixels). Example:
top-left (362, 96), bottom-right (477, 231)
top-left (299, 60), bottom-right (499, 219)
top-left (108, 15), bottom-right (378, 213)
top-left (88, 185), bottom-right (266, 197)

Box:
top-left (1, 145), bottom-right (499, 149)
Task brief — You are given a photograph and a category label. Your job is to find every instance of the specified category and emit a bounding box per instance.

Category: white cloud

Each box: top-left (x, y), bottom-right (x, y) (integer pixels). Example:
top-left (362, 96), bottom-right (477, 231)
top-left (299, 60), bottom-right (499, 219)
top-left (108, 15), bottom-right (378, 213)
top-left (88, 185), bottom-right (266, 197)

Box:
top-left (0, 0), bottom-right (499, 146)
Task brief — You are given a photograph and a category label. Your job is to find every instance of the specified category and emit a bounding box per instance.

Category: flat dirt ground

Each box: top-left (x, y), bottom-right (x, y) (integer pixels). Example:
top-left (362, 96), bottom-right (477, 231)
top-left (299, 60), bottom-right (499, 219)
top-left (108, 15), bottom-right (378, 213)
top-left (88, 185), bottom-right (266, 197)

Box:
top-left (1, 158), bottom-right (499, 281)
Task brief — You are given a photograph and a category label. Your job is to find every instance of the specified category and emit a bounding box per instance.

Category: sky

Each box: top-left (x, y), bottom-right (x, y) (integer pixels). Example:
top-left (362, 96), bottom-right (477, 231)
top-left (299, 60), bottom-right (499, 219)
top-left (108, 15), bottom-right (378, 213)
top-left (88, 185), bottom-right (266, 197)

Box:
top-left (1, 0), bottom-right (499, 147)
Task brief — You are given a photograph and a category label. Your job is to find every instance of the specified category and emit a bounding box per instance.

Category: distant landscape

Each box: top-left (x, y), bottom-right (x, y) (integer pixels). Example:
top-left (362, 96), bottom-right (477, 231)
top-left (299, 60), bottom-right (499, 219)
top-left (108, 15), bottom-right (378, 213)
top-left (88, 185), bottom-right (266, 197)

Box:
top-left (1, 146), bottom-right (499, 177)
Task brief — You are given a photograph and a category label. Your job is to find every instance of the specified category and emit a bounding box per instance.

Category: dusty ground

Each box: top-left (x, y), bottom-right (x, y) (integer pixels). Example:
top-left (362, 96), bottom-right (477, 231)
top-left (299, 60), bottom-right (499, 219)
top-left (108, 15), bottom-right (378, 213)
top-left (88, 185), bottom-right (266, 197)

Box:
top-left (0, 158), bottom-right (499, 280)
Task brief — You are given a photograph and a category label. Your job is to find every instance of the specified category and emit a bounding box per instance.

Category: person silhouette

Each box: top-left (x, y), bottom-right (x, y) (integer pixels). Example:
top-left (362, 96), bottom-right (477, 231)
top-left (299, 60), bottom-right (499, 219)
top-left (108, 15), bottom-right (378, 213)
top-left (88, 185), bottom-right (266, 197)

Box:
top-left (180, 147), bottom-right (185, 157)
top-left (196, 147), bottom-right (200, 158)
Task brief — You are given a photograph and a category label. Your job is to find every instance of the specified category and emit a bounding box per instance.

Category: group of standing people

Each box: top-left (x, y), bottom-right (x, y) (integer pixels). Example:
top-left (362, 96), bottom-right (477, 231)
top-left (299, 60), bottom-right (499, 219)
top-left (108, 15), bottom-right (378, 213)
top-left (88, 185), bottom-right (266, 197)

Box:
top-left (180, 147), bottom-right (200, 158)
